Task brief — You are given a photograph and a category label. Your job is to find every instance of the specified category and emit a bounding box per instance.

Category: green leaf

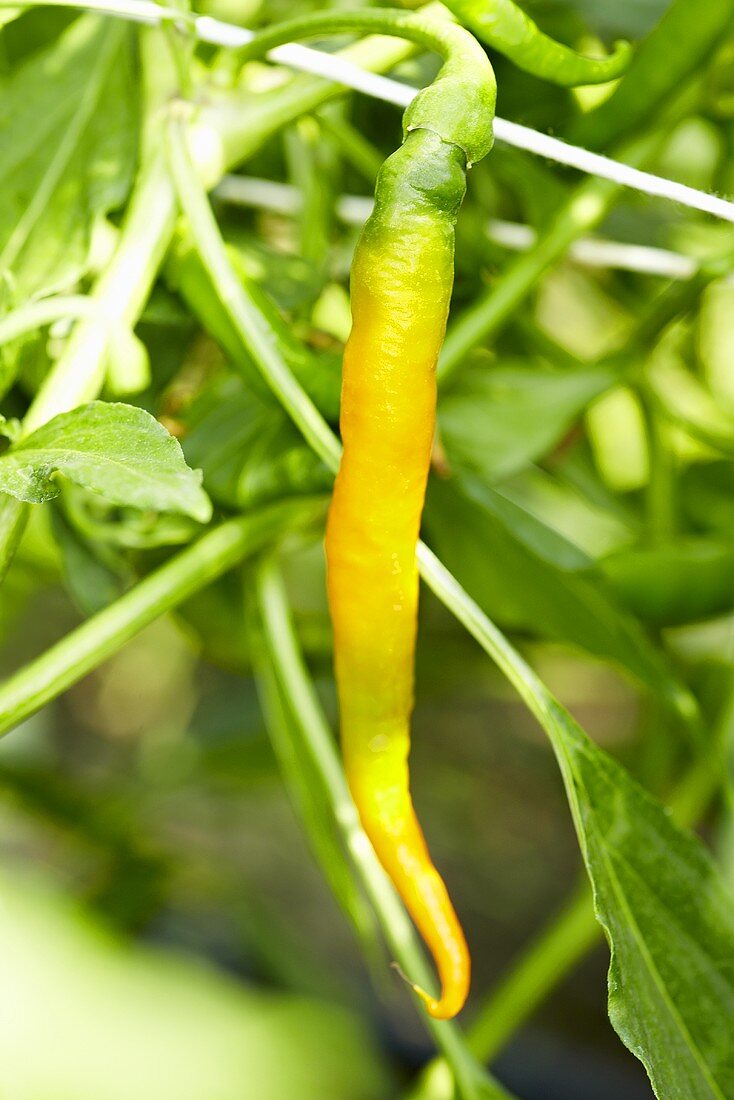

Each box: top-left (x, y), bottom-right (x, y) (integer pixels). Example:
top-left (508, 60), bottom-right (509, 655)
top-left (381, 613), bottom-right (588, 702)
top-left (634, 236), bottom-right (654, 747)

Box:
top-left (601, 539), bottom-right (734, 626)
top-left (439, 361), bottom-right (616, 482)
top-left (549, 700), bottom-right (734, 1099)
top-left (183, 374), bottom-right (331, 510)
top-left (51, 502), bottom-right (128, 615)
top-left (425, 473), bottom-right (687, 708)
top-left (0, 402), bottom-right (212, 522)
top-left (420, 548), bottom-right (734, 1100)
top-left (0, 15), bottom-right (137, 302)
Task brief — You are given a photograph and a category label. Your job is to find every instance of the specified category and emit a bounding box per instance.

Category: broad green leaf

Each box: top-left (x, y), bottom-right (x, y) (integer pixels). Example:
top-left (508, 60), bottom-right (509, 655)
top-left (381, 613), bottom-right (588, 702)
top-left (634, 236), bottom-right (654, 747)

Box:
top-left (0, 15), bottom-right (137, 302)
top-left (0, 868), bottom-right (391, 1100)
top-left (425, 473), bottom-right (688, 709)
top-left (439, 361), bottom-right (616, 483)
top-left (50, 503), bottom-right (127, 615)
top-left (550, 700), bottom-right (734, 1098)
top-left (183, 374), bottom-right (331, 510)
top-left (601, 539), bottom-right (734, 626)
top-left (421, 548), bottom-right (734, 1100)
top-left (0, 402), bottom-right (212, 522)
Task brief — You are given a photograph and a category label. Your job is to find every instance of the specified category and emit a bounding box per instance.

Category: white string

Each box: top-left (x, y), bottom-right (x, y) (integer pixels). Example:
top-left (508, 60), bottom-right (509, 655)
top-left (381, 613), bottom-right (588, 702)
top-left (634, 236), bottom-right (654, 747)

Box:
top-left (10, 0), bottom-right (734, 224)
top-left (215, 174), bottom-right (717, 282)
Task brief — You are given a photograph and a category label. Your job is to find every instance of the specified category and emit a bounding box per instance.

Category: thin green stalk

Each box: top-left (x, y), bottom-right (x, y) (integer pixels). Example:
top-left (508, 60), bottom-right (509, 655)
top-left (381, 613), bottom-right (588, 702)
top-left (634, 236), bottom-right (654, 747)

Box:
top-left (284, 119), bottom-right (336, 276)
top-left (0, 296), bottom-right (93, 347)
top-left (317, 107), bottom-right (383, 183)
top-left (160, 0), bottom-right (195, 101)
top-left (167, 114), bottom-right (342, 473)
top-left (22, 152), bottom-right (176, 436)
top-left (637, 379), bottom-right (677, 544)
top-left (0, 499), bottom-right (325, 737)
top-left (437, 169), bottom-right (636, 385)
top-left (251, 631), bottom-right (383, 972)
top-left (255, 560), bottom-right (513, 1100)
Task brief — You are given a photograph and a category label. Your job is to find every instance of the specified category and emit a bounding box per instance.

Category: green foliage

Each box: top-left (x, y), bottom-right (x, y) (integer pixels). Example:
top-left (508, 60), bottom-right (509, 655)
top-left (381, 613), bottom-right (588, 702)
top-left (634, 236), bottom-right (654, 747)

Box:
top-left (2, 2), bottom-right (734, 1099)
top-left (556, 712), bottom-right (734, 1099)
top-left (426, 474), bottom-right (685, 707)
top-left (425, 541), bottom-right (734, 1096)
top-left (439, 360), bottom-right (617, 483)
top-left (0, 402), bottom-right (212, 522)
top-left (183, 374), bottom-right (331, 509)
top-left (0, 15), bottom-right (137, 304)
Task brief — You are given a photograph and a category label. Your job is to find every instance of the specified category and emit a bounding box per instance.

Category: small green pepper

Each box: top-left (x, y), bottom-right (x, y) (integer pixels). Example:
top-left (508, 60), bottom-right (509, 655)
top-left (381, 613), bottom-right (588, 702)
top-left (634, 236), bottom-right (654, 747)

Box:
top-left (443, 0), bottom-right (631, 87)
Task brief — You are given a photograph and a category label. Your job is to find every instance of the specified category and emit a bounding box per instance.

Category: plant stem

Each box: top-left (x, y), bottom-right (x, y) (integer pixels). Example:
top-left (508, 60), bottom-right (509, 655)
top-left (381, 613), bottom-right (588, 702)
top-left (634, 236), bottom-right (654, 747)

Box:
top-left (251, 631), bottom-right (383, 967)
top-left (638, 380), bottom-right (677, 544)
top-left (0, 499), bottom-right (324, 738)
top-left (255, 560), bottom-right (513, 1100)
top-left (437, 168), bottom-right (637, 386)
top-left (0, 296), bottom-right (94, 347)
top-left (167, 115), bottom-right (342, 471)
top-left (22, 153), bottom-right (176, 435)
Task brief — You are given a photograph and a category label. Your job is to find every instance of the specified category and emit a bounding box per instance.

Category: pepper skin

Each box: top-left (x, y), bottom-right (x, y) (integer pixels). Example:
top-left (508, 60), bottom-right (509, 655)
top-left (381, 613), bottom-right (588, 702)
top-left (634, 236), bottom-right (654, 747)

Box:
top-left (443, 0), bottom-right (630, 87)
top-left (325, 129), bottom-right (470, 1020)
top-left (238, 7), bottom-right (495, 1020)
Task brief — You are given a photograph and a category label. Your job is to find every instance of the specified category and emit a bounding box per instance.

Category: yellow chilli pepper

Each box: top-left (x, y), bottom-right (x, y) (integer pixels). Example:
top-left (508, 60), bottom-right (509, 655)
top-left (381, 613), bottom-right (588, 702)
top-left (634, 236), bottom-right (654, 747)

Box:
top-left (326, 129), bottom-right (472, 1019)
top-left (238, 7), bottom-right (495, 1021)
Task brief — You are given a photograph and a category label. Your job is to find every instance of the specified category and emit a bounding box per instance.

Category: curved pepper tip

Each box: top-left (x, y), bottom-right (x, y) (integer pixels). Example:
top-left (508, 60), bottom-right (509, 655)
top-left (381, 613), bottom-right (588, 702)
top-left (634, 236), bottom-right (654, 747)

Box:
top-left (392, 956), bottom-right (470, 1020)
top-left (412, 978), bottom-right (469, 1021)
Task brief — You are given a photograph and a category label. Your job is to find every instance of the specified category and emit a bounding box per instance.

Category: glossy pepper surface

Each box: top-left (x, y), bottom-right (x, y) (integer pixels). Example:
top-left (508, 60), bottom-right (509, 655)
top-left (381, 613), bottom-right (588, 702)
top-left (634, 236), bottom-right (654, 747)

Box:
top-left (442, 0), bottom-right (630, 86)
top-left (326, 128), bottom-right (472, 1019)
top-left (324, 14), bottom-right (493, 1023)
top-left (239, 7), bottom-right (495, 1021)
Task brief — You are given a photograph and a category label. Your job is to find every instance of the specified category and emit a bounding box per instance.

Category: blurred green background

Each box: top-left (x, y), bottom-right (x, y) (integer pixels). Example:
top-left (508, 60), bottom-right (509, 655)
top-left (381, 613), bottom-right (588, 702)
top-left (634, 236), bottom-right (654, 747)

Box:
top-left (3, 0), bottom-right (734, 1095)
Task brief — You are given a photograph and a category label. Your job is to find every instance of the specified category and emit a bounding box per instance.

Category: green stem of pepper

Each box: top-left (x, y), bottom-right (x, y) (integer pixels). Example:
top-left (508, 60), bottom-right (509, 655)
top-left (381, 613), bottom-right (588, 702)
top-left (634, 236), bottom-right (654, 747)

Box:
top-left (235, 8), bottom-right (496, 165)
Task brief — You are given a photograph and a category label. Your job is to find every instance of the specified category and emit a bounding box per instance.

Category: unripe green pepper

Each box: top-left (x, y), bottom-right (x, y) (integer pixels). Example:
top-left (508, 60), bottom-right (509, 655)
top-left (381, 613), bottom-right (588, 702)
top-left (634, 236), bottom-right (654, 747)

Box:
top-left (442, 0), bottom-right (631, 87)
